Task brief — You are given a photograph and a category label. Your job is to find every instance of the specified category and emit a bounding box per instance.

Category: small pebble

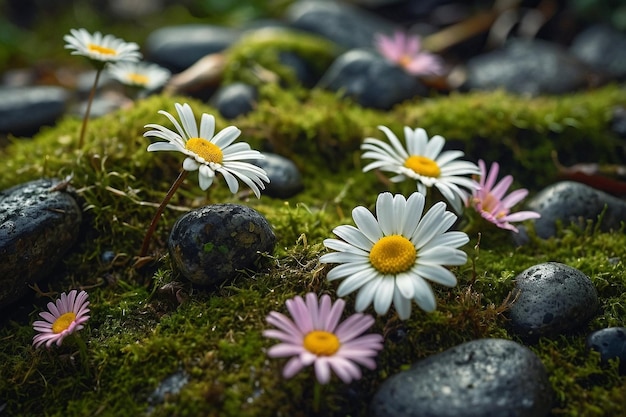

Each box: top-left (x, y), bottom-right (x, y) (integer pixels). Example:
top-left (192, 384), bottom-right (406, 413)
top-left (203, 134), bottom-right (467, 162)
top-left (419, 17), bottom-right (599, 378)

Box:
top-left (317, 49), bottom-right (426, 109)
top-left (252, 153), bottom-right (303, 199)
top-left (0, 86), bottom-right (69, 137)
top-left (145, 25), bottom-right (241, 72)
top-left (370, 338), bottom-right (552, 417)
top-left (0, 178), bottom-right (82, 308)
top-left (168, 204), bottom-right (276, 286)
top-left (586, 327), bottom-right (626, 374)
top-left (211, 82), bottom-right (257, 120)
top-left (524, 181), bottom-right (626, 239)
top-left (508, 262), bottom-right (598, 340)
top-left (464, 39), bottom-right (589, 95)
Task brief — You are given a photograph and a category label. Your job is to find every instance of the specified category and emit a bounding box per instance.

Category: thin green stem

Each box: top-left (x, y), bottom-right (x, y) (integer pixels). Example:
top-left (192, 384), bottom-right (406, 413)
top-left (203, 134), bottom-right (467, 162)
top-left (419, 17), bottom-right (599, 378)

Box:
top-left (77, 67), bottom-right (102, 149)
top-left (139, 170), bottom-right (188, 258)
top-left (312, 380), bottom-right (322, 413)
top-left (72, 333), bottom-right (90, 377)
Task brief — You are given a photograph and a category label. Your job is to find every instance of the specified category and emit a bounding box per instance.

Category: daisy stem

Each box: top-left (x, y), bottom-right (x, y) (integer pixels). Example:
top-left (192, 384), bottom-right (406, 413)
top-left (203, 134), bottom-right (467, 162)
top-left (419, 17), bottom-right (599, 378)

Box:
top-left (72, 333), bottom-right (90, 377)
top-left (139, 169), bottom-right (188, 258)
top-left (312, 381), bottom-right (322, 413)
top-left (77, 67), bottom-right (102, 149)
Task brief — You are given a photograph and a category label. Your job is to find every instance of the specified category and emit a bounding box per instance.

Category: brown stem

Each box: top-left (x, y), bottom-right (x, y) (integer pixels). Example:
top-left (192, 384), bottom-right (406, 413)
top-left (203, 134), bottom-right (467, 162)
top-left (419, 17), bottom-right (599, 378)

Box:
top-left (77, 67), bottom-right (102, 149)
top-left (139, 170), bottom-right (188, 258)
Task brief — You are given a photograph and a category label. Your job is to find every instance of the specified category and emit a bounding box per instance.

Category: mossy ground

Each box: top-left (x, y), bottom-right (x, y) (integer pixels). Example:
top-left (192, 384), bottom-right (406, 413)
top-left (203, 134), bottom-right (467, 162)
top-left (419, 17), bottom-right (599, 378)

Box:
top-left (1, 82), bottom-right (626, 416)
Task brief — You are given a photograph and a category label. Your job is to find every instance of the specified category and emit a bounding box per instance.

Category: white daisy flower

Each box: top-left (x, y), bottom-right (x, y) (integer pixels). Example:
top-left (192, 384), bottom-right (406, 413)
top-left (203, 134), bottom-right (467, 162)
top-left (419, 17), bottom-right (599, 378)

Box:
top-left (361, 126), bottom-right (479, 213)
top-left (145, 103), bottom-right (269, 197)
top-left (107, 61), bottom-right (171, 90)
top-left (320, 192), bottom-right (469, 320)
top-left (64, 28), bottom-right (142, 64)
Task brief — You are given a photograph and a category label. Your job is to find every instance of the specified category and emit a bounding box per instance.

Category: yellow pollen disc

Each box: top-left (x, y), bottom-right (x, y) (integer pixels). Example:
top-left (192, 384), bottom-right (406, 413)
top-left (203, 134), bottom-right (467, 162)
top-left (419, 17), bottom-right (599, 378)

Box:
top-left (186, 138), bottom-right (223, 163)
top-left (481, 193), bottom-right (498, 213)
top-left (52, 312), bottom-right (77, 334)
top-left (398, 55), bottom-right (412, 68)
top-left (126, 73), bottom-right (149, 86)
top-left (404, 155), bottom-right (441, 178)
top-left (369, 235), bottom-right (417, 274)
top-left (303, 330), bottom-right (341, 356)
top-left (87, 43), bottom-right (117, 56)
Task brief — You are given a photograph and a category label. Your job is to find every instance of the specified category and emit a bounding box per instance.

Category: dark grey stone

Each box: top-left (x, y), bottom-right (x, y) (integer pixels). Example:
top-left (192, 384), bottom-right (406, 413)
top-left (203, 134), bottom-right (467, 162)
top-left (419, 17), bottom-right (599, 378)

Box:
top-left (252, 153), bottom-right (303, 199)
top-left (212, 82), bottom-right (257, 120)
top-left (570, 24), bottom-right (626, 80)
top-left (317, 49), bottom-right (426, 109)
top-left (586, 327), bottom-right (626, 374)
top-left (145, 25), bottom-right (241, 73)
top-left (0, 178), bottom-right (82, 308)
top-left (524, 181), bottom-right (626, 239)
top-left (508, 262), bottom-right (598, 339)
top-left (285, 0), bottom-right (395, 49)
top-left (0, 86), bottom-right (69, 137)
top-left (370, 338), bottom-right (552, 417)
top-left (464, 39), bottom-right (589, 96)
top-left (168, 204), bottom-right (276, 286)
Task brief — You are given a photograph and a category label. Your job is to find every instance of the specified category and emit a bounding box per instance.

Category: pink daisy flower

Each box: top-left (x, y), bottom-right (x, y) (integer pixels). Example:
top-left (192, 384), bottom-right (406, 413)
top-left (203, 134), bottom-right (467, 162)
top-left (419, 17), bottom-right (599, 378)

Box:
top-left (263, 293), bottom-right (384, 384)
top-left (374, 31), bottom-right (444, 76)
top-left (468, 159), bottom-right (541, 233)
top-left (32, 290), bottom-right (90, 348)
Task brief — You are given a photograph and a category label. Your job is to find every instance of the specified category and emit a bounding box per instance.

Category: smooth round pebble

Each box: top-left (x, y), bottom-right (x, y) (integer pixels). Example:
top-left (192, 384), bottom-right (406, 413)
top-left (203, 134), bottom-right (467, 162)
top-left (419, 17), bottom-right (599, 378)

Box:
top-left (524, 181), bottom-right (626, 239)
top-left (0, 178), bottom-right (82, 308)
top-left (317, 49), bottom-right (426, 110)
top-left (211, 82), bottom-right (257, 119)
top-left (464, 39), bottom-right (589, 95)
top-left (0, 86), bottom-right (69, 136)
top-left (252, 153), bottom-right (303, 199)
top-left (508, 262), bottom-right (598, 339)
top-left (370, 338), bottom-right (552, 417)
top-left (586, 327), bottom-right (626, 374)
top-left (168, 204), bottom-right (275, 286)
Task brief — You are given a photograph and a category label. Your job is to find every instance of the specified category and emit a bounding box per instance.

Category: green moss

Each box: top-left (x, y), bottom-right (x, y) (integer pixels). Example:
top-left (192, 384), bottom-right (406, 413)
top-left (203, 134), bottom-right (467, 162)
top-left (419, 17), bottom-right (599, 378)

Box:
top-left (222, 28), bottom-right (341, 87)
top-left (1, 84), bottom-right (626, 416)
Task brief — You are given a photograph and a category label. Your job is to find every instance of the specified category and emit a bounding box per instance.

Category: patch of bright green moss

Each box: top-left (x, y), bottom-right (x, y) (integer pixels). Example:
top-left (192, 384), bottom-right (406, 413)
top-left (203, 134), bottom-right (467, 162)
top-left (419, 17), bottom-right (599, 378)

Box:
top-left (1, 85), bottom-right (626, 416)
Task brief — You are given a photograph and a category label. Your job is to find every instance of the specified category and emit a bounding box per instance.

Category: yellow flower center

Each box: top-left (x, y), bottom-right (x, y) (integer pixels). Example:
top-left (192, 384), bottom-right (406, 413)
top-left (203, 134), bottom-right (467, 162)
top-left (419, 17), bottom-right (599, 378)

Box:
top-left (186, 138), bottom-right (223, 163)
top-left (404, 155), bottom-right (441, 178)
top-left (52, 312), bottom-right (77, 334)
top-left (369, 235), bottom-right (417, 274)
top-left (87, 44), bottom-right (117, 56)
top-left (126, 73), bottom-right (149, 86)
top-left (303, 330), bottom-right (341, 356)
top-left (398, 54), bottom-right (412, 69)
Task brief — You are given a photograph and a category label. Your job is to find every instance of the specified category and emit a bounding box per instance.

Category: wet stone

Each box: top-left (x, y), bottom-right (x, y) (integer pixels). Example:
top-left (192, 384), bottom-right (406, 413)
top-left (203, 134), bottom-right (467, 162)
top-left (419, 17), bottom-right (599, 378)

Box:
top-left (464, 39), bottom-right (589, 95)
top-left (570, 24), bottom-right (626, 80)
top-left (146, 369), bottom-right (190, 412)
top-left (0, 178), bottom-right (82, 309)
top-left (168, 204), bottom-right (276, 286)
top-left (211, 82), bottom-right (258, 120)
top-left (252, 153), bottom-right (303, 199)
top-left (508, 262), bottom-right (598, 340)
top-left (524, 181), bottom-right (626, 239)
top-left (145, 25), bottom-right (241, 73)
top-left (317, 49), bottom-right (426, 110)
top-left (586, 327), bottom-right (626, 374)
top-left (0, 86), bottom-right (69, 137)
top-left (370, 338), bottom-right (552, 417)
top-left (286, 0), bottom-right (395, 49)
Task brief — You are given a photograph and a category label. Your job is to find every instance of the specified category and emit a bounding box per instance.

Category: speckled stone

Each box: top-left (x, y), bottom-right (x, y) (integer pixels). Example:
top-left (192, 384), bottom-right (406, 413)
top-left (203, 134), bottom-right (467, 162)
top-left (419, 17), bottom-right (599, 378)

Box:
top-left (252, 153), bottom-right (303, 199)
top-left (370, 338), bottom-right (552, 417)
top-left (317, 49), bottom-right (426, 110)
top-left (586, 327), bottom-right (626, 374)
top-left (0, 178), bottom-right (82, 308)
top-left (508, 262), bottom-right (598, 340)
top-left (570, 24), bottom-right (626, 79)
top-left (524, 181), bottom-right (626, 239)
top-left (168, 204), bottom-right (276, 286)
